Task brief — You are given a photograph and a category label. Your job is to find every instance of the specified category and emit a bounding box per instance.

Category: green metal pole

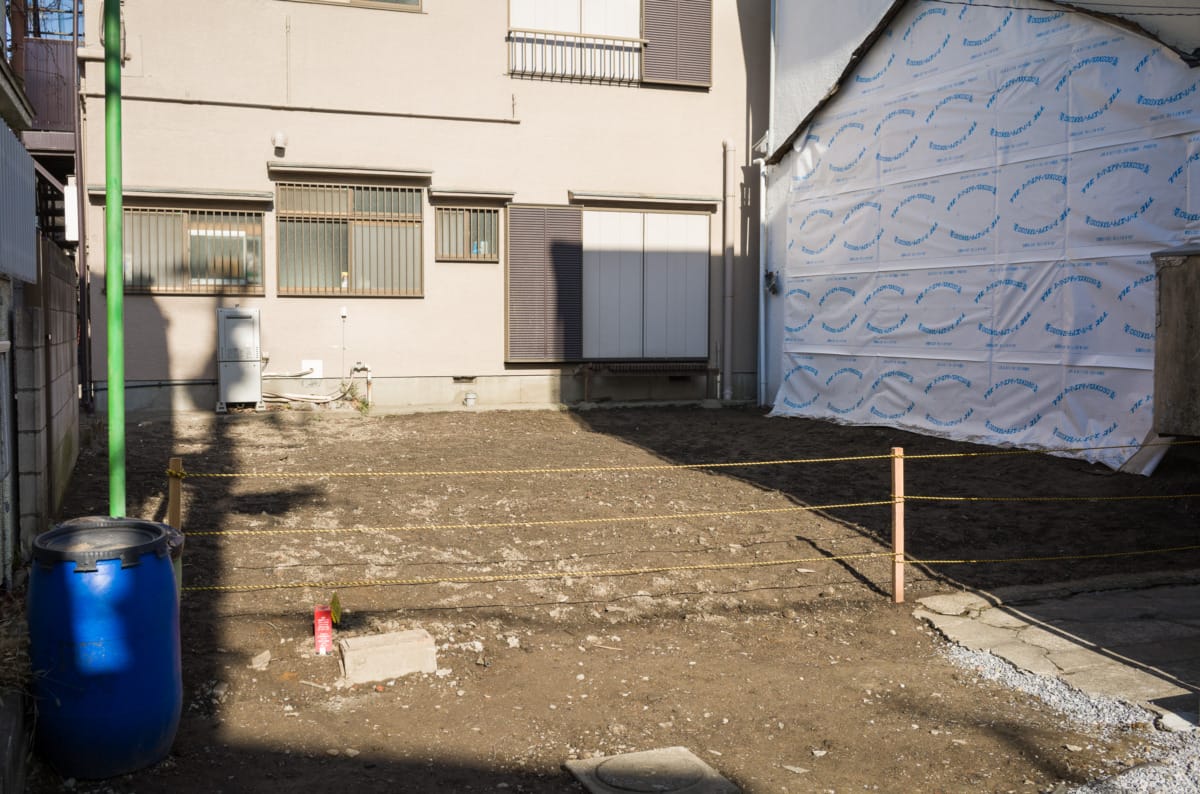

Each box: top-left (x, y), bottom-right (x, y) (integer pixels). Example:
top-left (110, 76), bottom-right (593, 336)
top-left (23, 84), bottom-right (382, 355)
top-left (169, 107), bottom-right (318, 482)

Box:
top-left (104, 0), bottom-right (125, 516)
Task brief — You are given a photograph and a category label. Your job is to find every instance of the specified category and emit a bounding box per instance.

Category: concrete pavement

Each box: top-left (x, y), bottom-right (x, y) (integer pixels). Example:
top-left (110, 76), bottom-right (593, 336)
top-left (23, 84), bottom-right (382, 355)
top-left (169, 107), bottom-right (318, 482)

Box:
top-left (915, 570), bottom-right (1200, 728)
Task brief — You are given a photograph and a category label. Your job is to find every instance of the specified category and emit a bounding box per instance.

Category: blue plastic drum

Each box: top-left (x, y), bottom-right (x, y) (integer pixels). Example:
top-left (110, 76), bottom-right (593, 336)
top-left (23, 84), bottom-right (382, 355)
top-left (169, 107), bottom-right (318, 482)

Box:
top-left (29, 518), bottom-right (182, 779)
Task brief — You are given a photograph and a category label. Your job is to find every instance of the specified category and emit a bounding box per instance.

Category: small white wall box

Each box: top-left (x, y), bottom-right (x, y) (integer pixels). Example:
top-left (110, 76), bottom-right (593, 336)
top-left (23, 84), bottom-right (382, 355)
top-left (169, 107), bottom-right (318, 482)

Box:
top-left (216, 308), bottom-right (264, 412)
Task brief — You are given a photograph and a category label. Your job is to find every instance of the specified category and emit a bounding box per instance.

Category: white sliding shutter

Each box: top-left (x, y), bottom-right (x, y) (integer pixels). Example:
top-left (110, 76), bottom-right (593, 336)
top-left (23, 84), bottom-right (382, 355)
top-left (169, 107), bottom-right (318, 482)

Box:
top-left (643, 212), bottom-right (708, 358)
top-left (583, 211), bottom-right (645, 358)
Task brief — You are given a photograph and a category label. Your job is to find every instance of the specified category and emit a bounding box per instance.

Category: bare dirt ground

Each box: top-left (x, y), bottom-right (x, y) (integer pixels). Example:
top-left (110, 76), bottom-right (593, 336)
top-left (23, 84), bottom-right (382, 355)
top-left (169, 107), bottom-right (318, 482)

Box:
top-left (18, 405), bottom-right (1200, 792)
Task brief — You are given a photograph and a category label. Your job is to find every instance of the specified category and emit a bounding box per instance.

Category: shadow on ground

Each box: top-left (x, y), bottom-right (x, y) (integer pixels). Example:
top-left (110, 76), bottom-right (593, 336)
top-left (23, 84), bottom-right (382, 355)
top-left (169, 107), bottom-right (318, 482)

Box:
top-left (571, 405), bottom-right (1200, 705)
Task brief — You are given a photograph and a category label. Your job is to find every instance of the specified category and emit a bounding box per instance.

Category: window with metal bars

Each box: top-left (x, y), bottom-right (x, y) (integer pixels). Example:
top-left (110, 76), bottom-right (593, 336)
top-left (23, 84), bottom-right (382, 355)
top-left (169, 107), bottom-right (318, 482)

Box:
top-left (276, 183), bottom-right (423, 296)
top-left (435, 207), bottom-right (500, 262)
top-left (123, 208), bottom-right (265, 294)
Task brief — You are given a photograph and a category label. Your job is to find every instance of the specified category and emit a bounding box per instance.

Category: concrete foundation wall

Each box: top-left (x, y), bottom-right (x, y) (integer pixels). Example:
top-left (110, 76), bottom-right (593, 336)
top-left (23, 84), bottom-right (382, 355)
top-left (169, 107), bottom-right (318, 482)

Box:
top-left (114, 369), bottom-right (718, 415)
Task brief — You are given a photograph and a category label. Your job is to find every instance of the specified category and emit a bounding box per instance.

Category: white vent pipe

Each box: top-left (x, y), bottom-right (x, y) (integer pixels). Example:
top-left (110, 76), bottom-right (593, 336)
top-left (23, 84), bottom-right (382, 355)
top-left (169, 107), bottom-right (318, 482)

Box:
top-left (722, 140), bottom-right (736, 401)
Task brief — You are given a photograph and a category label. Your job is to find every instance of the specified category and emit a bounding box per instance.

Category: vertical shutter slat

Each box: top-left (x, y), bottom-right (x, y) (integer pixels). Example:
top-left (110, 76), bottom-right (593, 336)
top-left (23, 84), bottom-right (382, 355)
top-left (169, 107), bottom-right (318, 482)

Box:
top-left (507, 206), bottom-right (549, 361)
top-left (642, 0), bottom-right (679, 84)
top-left (642, 0), bottom-right (711, 87)
top-left (507, 206), bottom-right (583, 362)
top-left (545, 207), bottom-right (583, 360)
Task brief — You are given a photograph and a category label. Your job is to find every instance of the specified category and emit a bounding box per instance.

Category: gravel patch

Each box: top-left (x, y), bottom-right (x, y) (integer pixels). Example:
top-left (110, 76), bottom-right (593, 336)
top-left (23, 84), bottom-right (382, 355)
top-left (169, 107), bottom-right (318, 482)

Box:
top-left (944, 644), bottom-right (1200, 793)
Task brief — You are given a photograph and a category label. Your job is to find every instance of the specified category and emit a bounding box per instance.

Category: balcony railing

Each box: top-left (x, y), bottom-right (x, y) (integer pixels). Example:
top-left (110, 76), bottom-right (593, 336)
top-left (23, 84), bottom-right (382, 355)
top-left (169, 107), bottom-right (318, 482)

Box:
top-left (508, 28), bottom-right (643, 84)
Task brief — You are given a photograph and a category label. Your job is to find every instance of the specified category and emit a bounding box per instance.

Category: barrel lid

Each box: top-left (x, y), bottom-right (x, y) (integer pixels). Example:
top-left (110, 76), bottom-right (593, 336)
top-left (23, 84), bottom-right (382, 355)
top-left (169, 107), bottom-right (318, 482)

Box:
top-left (34, 518), bottom-right (169, 572)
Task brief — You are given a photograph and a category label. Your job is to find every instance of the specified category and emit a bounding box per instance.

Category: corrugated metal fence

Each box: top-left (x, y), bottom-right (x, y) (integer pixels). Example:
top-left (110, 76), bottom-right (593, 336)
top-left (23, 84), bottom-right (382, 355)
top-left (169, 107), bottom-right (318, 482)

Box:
top-left (0, 119), bottom-right (37, 283)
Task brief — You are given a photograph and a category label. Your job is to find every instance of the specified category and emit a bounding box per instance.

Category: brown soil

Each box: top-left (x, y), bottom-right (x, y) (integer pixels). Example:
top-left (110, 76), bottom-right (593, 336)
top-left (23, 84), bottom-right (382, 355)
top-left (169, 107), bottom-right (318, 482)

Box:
top-left (21, 405), bottom-right (1200, 792)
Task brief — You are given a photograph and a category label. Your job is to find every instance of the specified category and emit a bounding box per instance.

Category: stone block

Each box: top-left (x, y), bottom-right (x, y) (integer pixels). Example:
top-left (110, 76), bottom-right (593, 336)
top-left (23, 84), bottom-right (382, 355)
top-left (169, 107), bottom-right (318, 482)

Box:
top-left (339, 629), bottom-right (437, 684)
top-left (18, 473), bottom-right (43, 516)
top-left (15, 391), bottom-right (46, 434)
top-left (17, 431), bottom-right (45, 475)
top-left (13, 348), bottom-right (43, 391)
top-left (12, 309), bottom-right (42, 349)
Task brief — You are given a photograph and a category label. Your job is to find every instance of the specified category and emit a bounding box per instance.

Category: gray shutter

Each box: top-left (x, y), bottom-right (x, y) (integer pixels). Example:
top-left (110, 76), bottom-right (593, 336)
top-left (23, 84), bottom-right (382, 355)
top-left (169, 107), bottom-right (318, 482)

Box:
top-left (643, 0), bottom-right (712, 87)
top-left (507, 206), bottom-right (583, 362)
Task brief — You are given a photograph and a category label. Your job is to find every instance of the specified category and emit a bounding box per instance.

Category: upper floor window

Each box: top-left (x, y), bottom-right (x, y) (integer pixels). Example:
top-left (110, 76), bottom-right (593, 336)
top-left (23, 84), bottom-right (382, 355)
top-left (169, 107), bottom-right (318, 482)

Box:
top-left (276, 183), bottom-right (423, 297)
top-left (124, 208), bottom-right (265, 295)
top-left (507, 0), bottom-right (710, 87)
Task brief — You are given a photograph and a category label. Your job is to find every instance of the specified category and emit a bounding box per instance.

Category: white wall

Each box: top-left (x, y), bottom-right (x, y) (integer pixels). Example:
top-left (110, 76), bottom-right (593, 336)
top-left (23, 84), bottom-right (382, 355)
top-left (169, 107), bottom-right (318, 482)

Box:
top-left (771, 0), bottom-right (894, 155)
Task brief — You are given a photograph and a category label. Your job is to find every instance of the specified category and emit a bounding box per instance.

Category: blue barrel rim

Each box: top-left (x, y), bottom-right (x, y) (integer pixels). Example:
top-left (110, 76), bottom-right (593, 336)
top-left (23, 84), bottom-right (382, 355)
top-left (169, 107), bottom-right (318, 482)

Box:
top-left (34, 518), bottom-right (169, 572)
top-left (56, 515), bottom-right (184, 560)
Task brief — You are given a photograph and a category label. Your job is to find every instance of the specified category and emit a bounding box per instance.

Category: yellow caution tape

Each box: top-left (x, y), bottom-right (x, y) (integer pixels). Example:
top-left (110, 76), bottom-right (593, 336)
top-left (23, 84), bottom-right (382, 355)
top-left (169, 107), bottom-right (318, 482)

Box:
top-left (184, 499), bottom-right (894, 537)
top-left (165, 439), bottom-right (1200, 481)
top-left (181, 551), bottom-right (892, 593)
top-left (902, 438), bottom-right (1200, 461)
top-left (906, 493), bottom-right (1200, 504)
top-left (907, 544), bottom-right (1200, 566)
top-left (165, 453), bottom-right (894, 481)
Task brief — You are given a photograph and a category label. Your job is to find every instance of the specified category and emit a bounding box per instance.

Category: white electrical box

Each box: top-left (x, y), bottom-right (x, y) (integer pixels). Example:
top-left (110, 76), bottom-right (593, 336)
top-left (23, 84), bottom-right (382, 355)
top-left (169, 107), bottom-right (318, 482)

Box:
top-left (216, 308), bottom-right (264, 412)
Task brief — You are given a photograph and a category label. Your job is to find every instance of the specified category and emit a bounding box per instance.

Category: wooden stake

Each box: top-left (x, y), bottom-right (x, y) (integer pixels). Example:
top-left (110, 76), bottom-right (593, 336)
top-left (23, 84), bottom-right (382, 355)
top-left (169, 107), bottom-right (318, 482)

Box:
top-left (891, 447), bottom-right (905, 604)
top-left (168, 456), bottom-right (182, 530)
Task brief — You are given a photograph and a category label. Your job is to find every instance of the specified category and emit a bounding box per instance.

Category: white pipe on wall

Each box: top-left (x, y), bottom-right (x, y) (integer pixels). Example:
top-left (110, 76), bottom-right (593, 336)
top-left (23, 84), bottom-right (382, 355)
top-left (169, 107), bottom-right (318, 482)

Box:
top-left (753, 157), bottom-right (767, 406)
top-left (722, 140), bottom-right (736, 401)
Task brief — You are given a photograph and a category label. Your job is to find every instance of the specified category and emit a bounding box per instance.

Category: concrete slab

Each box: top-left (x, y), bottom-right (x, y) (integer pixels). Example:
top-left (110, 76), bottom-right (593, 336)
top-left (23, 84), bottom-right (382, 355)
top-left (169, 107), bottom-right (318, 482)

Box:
top-left (1017, 625), bottom-right (1095, 654)
top-left (989, 642), bottom-right (1059, 677)
top-left (915, 610), bottom-right (1020, 651)
top-left (1044, 648), bottom-right (1125, 676)
top-left (338, 628), bottom-right (437, 685)
top-left (1059, 664), bottom-right (1184, 704)
top-left (916, 575), bottom-right (1200, 726)
top-left (916, 592), bottom-right (991, 616)
top-left (977, 609), bottom-right (1030, 630)
top-left (565, 746), bottom-right (739, 794)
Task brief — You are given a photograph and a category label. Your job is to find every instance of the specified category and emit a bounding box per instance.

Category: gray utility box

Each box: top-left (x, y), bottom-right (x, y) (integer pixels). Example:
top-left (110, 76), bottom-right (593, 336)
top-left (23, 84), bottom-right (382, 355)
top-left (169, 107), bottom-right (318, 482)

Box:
top-left (216, 308), bottom-right (264, 413)
top-left (1153, 246), bottom-right (1200, 436)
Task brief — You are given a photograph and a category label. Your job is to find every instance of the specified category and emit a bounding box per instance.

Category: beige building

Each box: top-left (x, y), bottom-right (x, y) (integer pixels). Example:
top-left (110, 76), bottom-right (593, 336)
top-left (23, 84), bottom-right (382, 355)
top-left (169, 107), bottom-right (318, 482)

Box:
top-left (78, 0), bottom-right (770, 413)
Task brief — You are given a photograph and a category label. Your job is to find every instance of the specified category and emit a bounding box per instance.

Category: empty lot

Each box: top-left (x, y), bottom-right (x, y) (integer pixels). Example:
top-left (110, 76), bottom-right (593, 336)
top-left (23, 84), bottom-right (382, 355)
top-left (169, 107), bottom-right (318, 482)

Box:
top-left (29, 405), bottom-right (1200, 792)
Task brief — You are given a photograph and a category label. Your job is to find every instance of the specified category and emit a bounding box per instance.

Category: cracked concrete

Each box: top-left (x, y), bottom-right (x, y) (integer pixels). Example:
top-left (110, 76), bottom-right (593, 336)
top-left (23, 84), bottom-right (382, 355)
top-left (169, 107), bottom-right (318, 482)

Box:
top-left (915, 572), bottom-right (1200, 726)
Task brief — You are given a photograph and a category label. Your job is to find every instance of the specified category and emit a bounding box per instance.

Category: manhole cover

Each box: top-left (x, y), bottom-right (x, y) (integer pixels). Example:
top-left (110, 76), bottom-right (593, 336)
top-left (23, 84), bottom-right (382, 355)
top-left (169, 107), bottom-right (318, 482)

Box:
top-left (565, 747), bottom-right (740, 794)
top-left (595, 752), bottom-right (706, 791)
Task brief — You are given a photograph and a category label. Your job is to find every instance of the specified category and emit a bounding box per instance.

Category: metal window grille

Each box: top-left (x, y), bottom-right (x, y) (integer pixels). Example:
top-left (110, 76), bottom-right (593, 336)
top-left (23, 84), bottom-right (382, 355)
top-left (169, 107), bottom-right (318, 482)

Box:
top-left (508, 29), bottom-right (643, 83)
top-left (123, 208), bottom-right (265, 294)
top-left (276, 183), bottom-right (423, 296)
top-left (435, 207), bottom-right (500, 262)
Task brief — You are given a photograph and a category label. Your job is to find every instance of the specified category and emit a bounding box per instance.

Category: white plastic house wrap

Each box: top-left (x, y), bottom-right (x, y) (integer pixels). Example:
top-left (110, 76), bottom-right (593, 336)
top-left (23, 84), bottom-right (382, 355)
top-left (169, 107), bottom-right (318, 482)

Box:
top-left (772, 0), bottom-right (1200, 472)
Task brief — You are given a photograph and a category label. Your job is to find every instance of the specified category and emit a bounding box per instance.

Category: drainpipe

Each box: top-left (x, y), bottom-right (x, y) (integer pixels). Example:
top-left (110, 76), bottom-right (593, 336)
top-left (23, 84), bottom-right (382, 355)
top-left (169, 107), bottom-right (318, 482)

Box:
top-left (768, 0), bottom-right (776, 155)
top-left (753, 157), bottom-right (767, 406)
top-left (722, 140), bottom-right (736, 401)
top-left (104, 0), bottom-right (126, 516)
top-left (73, 0), bottom-right (92, 412)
